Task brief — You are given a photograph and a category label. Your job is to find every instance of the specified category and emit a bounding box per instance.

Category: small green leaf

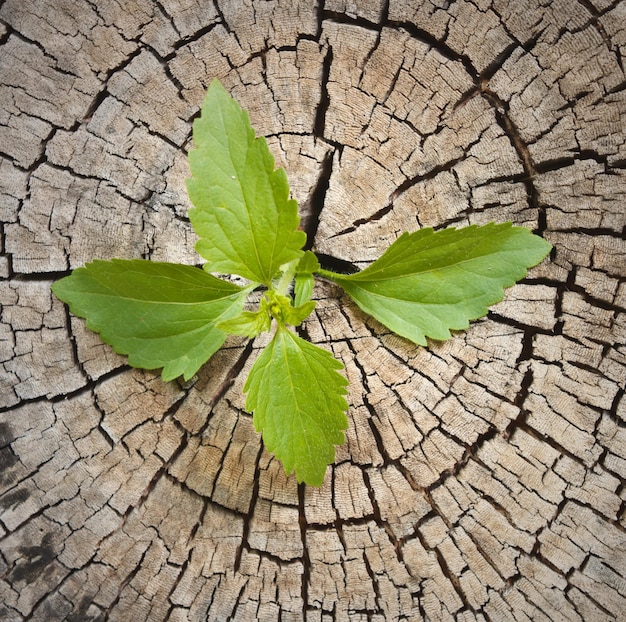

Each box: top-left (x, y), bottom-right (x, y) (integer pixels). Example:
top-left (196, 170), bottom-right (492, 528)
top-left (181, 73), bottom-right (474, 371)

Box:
top-left (52, 259), bottom-right (250, 381)
top-left (266, 290), bottom-right (316, 327)
top-left (187, 79), bottom-right (306, 284)
top-left (219, 290), bottom-right (316, 337)
top-left (294, 275), bottom-right (314, 307)
top-left (297, 251), bottom-right (321, 273)
top-left (244, 325), bottom-right (348, 486)
top-left (217, 303), bottom-right (272, 338)
top-left (294, 251), bottom-right (320, 306)
top-left (282, 300), bottom-right (316, 326)
top-left (321, 223), bottom-right (551, 344)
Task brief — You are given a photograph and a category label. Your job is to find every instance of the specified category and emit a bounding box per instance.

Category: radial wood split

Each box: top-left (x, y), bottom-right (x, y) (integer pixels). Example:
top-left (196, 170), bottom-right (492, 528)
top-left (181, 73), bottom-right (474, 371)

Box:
top-left (1, 1), bottom-right (625, 621)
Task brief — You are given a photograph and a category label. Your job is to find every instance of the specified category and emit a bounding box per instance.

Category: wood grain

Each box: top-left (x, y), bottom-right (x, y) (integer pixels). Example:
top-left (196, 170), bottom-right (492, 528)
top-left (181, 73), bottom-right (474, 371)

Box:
top-left (1, 0), bottom-right (624, 620)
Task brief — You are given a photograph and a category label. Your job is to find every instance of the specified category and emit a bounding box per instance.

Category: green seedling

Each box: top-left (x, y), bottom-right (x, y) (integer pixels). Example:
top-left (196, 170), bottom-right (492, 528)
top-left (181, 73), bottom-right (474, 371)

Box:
top-left (53, 80), bottom-right (551, 485)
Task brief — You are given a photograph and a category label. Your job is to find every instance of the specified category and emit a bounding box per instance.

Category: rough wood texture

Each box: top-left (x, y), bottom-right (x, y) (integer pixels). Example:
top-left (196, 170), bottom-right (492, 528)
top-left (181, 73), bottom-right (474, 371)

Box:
top-left (1, 1), bottom-right (625, 620)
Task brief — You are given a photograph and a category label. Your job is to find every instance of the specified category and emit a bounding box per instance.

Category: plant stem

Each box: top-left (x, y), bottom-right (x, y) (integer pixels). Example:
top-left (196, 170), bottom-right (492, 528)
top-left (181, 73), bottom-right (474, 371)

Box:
top-left (274, 258), bottom-right (300, 296)
top-left (315, 267), bottom-right (341, 281)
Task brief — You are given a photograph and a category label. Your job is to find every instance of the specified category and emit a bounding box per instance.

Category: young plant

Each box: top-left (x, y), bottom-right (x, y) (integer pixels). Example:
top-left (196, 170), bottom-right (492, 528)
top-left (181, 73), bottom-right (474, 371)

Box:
top-left (52, 80), bottom-right (552, 486)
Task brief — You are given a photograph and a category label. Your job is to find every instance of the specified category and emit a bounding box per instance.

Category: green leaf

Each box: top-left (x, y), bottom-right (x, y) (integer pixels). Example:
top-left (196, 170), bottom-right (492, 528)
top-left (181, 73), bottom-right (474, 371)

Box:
top-left (187, 79), bottom-right (306, 284)
top-left (294, 251), bottom-right (320, 306)
top-left (282, 300), bottom-right (316, 326)
top-left (218, 289), bottom-right (316, 337)
top-left (265, 290), bottom-right (316, 327)
top-left (320, 223), bottom-right (551, 345)
top-left (296, 250), bottom-right (320, 273)
top-left (244, 325), bottom-right (348, 486)
top-left (218, 298), bottom-right (272, 338)
top-left (52, 259), bottom-right (250, 381)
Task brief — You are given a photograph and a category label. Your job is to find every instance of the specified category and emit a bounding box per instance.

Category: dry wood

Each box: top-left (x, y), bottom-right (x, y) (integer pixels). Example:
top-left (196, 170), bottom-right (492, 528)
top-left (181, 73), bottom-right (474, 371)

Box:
top-left (1, 0), bottom-right (625, 620)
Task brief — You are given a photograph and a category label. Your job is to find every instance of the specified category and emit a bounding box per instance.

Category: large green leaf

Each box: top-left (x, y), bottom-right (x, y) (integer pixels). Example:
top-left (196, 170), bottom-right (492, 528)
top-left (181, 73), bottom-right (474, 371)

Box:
top-left (244, 326), bottom-right (348, 486)
top-left (187, 79), bottom-right (306, 285)
top-left (52, 259), bottom-right (250, 381)
top-left (320, 223), bottom-right (551, 344)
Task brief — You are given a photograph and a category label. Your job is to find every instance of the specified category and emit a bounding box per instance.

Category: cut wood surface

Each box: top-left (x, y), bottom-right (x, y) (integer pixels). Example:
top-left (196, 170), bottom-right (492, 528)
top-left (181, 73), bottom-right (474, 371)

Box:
top-left (1, 0), bottom-right (625, 620)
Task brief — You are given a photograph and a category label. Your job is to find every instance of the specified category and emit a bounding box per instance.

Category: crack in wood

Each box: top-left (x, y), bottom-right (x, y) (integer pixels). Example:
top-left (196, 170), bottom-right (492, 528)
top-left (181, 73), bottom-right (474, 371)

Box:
top-left (2, 1), bottom-right (626, 620)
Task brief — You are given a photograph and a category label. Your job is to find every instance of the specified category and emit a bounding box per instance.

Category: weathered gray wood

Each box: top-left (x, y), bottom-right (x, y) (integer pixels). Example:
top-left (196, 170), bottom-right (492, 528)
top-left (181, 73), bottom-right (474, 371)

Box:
top-left (1, 0), bottom-right (625, 620)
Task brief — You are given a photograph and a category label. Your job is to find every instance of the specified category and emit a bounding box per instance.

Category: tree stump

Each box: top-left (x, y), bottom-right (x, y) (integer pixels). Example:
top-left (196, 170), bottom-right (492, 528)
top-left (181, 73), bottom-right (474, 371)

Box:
top-left (1, 1), bottom-right (625, 620)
